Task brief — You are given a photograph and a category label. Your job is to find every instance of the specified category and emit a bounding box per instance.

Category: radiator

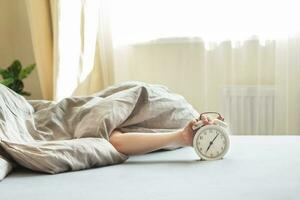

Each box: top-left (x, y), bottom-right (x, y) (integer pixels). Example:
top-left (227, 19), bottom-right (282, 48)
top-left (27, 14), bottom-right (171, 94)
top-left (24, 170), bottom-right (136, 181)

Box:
top-left (221, 86), bottom-right (275, 135)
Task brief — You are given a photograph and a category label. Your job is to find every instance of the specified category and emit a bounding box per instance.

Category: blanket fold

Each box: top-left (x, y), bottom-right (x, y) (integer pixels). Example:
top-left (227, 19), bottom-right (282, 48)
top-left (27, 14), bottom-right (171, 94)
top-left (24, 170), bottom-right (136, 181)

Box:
top-left (0, 81), bottom-right (198, 178)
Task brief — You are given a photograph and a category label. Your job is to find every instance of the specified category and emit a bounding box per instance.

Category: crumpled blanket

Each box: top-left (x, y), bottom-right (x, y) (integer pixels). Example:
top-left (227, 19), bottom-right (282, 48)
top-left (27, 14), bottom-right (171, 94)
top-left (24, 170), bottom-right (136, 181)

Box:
top-left (0, 81), bottom-right (198, 179)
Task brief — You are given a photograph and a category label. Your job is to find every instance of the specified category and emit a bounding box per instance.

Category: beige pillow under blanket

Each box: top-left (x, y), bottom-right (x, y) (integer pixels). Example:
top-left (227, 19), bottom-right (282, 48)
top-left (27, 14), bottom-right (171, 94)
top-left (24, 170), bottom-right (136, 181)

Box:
top-left (0, 150), bottom-right (13, 180)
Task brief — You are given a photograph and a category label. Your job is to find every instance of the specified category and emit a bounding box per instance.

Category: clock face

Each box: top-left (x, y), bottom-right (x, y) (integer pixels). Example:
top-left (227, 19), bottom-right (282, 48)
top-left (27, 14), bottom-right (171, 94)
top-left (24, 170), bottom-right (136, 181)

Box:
top-left (193, 125), bottom-right (230, 160)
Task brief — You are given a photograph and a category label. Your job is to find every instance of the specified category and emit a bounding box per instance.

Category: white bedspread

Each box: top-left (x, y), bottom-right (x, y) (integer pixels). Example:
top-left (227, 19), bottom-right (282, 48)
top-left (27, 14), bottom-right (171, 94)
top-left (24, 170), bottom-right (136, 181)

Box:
top-left (0, 136), bottom-right (299, 200)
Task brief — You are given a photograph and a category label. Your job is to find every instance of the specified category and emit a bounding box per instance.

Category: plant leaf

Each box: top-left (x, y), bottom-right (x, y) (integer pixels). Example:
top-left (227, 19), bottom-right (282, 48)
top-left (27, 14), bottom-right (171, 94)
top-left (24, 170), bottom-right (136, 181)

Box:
top-left (0, 68), bottom-right (11, 79)
top-left (8, 60), bottom-right (22, 78)
top-left (20, 91), bottom-right (31, 96)
top-left (19, 63), bottom-right (35, 80)
top-left (9, 79), bottom-right (24, 93)
top-left (0, 78), bottom-right (15, 86)
top-left (0, 68), bottom-right (6, 74)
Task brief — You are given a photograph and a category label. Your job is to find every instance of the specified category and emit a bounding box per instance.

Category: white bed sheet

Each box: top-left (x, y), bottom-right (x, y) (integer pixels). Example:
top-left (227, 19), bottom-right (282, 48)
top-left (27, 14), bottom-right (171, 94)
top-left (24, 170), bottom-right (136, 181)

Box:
top-left (0, 136), bottom-right (300, 200)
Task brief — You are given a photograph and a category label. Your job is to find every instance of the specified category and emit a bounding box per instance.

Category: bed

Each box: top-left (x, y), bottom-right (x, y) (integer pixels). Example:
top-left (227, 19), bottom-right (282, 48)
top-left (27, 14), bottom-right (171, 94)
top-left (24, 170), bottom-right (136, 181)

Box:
top-left (1, 136), bottom-right (299, 200)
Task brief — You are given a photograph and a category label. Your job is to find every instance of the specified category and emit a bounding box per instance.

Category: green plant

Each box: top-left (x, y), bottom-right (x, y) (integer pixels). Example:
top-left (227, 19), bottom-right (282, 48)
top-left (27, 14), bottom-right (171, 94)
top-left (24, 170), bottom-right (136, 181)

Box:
top-left (0, 60), bottom-right (35, 96)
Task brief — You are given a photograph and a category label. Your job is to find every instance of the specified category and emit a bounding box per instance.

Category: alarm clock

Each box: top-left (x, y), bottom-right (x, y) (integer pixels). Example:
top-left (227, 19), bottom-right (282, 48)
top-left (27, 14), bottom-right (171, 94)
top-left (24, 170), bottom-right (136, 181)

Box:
top-left (192, 112), bottom-right (230, 161)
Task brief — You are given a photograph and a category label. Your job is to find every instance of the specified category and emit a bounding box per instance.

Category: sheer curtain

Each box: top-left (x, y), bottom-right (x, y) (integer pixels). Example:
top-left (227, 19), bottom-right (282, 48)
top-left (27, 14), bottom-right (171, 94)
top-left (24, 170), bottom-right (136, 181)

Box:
top-left (26, 0), bottom-right (53, 100)
top-left (51, 0), bottom-right (114, 100)
top-left (29, 0), bottom-right (300, 134)
top-left (109, 0), bottom-right (300, 135)
top-left (26, 0), bottom-right (114, 101)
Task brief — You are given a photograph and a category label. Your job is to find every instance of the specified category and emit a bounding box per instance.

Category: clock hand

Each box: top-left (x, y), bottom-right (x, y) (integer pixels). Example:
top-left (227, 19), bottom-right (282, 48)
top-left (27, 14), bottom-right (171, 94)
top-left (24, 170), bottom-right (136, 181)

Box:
top-left (211, 133), bottom-right (219, 144)
top-left (206, 133), bottom-right (219, 152)
top-left (206, 141), bottom-right (213, 152)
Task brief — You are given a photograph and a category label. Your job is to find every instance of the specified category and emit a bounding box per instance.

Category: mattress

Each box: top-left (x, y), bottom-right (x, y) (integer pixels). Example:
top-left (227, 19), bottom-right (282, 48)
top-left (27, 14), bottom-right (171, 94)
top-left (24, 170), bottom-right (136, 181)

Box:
top-left (1, 136), bottom-right (300, 200)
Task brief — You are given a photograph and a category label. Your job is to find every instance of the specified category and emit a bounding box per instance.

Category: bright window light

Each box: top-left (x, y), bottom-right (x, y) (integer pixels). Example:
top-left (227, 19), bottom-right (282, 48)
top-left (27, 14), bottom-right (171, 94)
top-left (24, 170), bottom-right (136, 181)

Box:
top-left (109, 0), bottom-right (300, 45)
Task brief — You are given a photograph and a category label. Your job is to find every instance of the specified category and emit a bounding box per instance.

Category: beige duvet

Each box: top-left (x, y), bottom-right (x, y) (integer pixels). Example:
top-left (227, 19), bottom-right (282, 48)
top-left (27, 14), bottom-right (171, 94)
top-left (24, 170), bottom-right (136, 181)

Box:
top-left (0, 81), bottom-right (198, 180)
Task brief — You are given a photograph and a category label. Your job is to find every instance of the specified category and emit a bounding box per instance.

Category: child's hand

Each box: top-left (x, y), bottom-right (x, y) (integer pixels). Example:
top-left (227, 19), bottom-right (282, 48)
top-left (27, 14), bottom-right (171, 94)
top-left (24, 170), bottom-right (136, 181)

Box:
top-left (200, 115), bottom-right (213, 125)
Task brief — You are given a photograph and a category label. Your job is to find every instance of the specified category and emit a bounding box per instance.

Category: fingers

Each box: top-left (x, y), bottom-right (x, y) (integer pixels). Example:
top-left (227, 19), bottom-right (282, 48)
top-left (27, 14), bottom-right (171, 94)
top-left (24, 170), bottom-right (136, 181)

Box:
top-left (200, 115), bottom-right (207, 121)
top-left (197, 115), bottom-right (214, 125)
top-left (189, 120), bottom-right (197, 127)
